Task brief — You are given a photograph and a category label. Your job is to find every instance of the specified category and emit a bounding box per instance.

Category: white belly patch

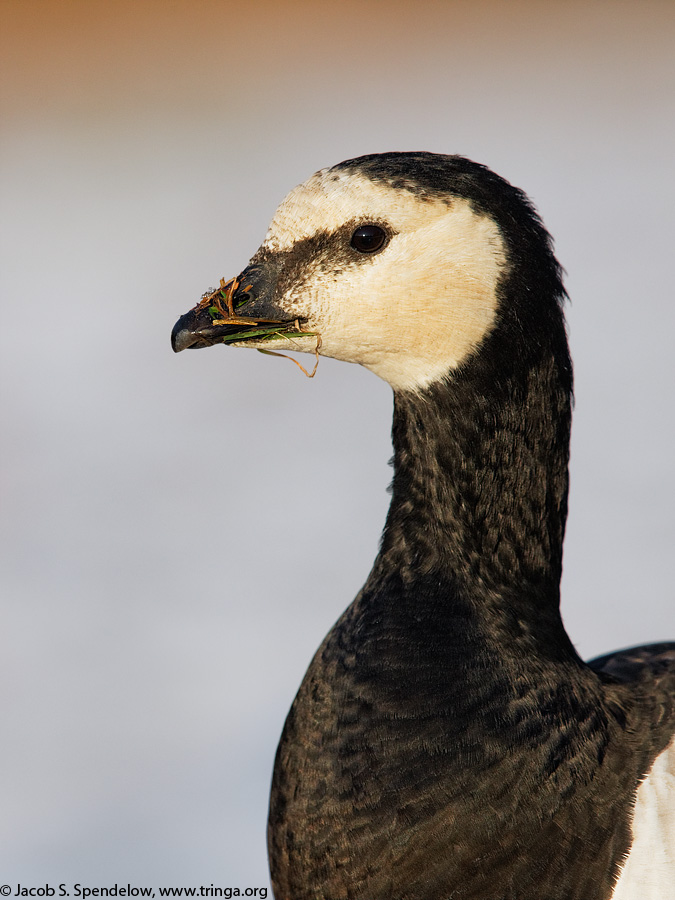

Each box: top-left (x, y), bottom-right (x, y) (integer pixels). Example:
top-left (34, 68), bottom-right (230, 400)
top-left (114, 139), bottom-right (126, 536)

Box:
top-left (611, 735), bottom-right (675, 899)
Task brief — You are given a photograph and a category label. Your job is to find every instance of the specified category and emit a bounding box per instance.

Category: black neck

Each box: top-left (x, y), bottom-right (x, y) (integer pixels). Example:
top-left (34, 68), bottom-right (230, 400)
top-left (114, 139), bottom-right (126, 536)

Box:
top-left (369, 309), bottom-right (576, 663)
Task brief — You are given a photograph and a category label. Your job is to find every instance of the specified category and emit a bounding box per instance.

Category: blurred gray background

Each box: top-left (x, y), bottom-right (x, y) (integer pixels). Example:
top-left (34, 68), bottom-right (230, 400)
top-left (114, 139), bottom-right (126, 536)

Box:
top-left (1, 0), bottom-right (673, 889)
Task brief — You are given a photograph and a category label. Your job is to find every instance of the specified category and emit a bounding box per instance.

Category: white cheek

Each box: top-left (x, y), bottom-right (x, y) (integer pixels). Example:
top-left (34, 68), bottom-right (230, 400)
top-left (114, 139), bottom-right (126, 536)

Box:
top-left (258, 178), bottom-right (507, 392)
top-left (304, 206), bottom-right (507, 392)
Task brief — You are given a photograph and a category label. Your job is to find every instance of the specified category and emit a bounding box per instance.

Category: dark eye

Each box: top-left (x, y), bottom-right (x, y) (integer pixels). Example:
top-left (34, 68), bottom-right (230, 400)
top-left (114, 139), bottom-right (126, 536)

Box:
top-left (350, 224), bottom-right (387, 254)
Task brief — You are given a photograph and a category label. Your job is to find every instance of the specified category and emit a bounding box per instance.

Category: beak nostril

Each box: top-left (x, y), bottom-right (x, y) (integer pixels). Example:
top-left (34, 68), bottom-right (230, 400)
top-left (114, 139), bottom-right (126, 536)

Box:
top-left (233, 282), bottom-right (255, 308)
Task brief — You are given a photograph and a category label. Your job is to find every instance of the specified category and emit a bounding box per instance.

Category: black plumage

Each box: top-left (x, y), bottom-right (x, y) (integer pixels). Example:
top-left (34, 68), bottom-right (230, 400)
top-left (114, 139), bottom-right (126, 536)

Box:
top-left (172, 153), bottom-right (675, 900)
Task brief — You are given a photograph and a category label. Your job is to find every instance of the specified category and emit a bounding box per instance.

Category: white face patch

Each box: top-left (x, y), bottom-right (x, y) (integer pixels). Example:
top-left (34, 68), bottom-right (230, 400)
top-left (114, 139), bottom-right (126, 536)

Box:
top-left (238, 169), bottom-right (508, 392)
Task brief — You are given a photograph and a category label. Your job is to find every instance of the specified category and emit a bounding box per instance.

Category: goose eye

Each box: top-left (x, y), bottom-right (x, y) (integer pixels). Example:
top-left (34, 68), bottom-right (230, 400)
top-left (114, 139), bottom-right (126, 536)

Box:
top-left (350, 224), bottom-right (387, 254)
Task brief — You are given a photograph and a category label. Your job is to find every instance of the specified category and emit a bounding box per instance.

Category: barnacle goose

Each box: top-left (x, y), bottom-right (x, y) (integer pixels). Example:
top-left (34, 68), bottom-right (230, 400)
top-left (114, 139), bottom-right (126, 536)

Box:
top-left (172, 153), bottom-right (675, 900)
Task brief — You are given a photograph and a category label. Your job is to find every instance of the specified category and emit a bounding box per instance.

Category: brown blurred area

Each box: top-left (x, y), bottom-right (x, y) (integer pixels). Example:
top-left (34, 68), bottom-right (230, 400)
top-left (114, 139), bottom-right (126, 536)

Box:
top-left (5, 0), bottom-right (675, 124)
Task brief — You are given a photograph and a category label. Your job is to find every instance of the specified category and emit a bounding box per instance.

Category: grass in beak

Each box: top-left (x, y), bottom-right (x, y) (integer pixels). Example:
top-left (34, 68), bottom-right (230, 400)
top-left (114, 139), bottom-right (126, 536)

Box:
top-left (199, 275), bottom-right (321, 376)
top-left (258, 334), bottom-right (323, 378)
top-left (218, 323), bottom-right (318, 344)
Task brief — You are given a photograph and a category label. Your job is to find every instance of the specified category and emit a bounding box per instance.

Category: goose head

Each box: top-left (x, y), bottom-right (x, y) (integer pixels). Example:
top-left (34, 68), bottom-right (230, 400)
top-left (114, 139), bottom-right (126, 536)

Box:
top-left (172, 152), bottom-right (567, 394)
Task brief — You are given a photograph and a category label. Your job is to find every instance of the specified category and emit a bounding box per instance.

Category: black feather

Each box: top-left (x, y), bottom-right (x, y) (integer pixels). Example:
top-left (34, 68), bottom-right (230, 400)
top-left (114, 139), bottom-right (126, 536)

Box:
top-left (266, 154), bottom-right (675, 900)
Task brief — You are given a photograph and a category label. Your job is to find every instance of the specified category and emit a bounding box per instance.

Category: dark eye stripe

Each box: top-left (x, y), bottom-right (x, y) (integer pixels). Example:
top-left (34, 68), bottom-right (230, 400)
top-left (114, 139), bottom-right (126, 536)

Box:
top-left (350, 225), bottom-right (387, 254)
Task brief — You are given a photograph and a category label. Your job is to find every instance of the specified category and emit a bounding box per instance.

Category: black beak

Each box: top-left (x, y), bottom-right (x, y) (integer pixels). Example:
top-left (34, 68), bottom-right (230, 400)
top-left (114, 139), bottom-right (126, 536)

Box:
top-left (171, 266), bottom-right (296, 353)
top-left (171, 304), bottom-right (250, 352)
